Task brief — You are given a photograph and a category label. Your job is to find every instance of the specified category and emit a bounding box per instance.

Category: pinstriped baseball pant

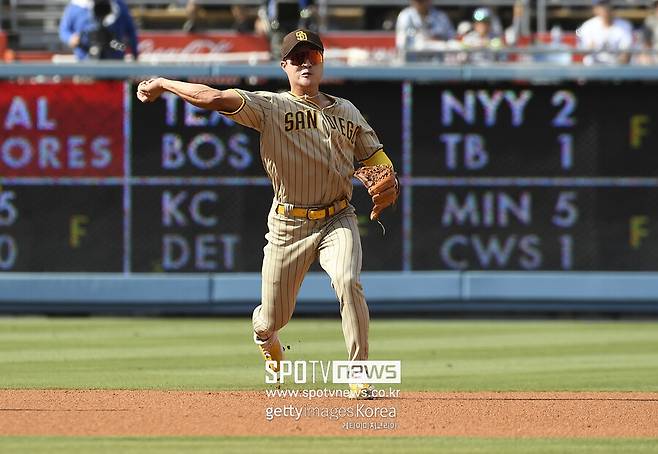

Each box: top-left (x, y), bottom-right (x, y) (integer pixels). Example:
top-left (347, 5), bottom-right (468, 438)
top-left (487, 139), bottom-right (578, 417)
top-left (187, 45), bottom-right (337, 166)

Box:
top-left (252, 201), bottom-right (369, 361)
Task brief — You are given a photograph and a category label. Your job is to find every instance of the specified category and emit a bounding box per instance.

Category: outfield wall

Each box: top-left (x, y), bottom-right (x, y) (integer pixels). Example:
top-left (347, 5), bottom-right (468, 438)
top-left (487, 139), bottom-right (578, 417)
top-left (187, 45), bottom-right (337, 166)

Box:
top-left (1, 272), bottom-right (657, 314)
top-left (1, 63), bottom-right (658, 314)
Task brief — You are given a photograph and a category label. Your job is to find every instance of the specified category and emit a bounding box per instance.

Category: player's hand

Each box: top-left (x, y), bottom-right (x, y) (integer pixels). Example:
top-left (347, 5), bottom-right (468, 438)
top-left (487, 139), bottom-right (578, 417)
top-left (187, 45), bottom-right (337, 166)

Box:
top-left (136, 78), bottom-right (165, 103)
top-left (68, 33), bottom-right (80, 48)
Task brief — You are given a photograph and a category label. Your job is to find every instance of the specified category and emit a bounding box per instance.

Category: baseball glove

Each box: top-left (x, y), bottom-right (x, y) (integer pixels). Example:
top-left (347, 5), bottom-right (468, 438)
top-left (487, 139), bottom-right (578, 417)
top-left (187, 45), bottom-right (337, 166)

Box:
top-left (353, 164), bottom-right (399, 221)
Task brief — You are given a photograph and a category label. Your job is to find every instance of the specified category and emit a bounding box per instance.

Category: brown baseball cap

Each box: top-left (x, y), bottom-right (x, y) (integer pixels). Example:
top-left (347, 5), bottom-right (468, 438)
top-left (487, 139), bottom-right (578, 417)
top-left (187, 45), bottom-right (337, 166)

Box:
top-left (280, 29), bottom-right (324, 59)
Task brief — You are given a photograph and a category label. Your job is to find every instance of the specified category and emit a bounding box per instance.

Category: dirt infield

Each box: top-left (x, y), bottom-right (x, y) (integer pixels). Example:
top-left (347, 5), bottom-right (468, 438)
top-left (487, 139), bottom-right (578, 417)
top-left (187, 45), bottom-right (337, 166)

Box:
top-left (1, 390), bottom-right (658, 437)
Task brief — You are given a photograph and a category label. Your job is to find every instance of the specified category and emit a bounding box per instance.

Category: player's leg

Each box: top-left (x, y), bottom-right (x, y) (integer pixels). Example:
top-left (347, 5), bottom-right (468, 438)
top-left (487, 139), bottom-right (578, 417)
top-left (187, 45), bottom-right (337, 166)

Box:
top-left (253, 211), bottom-right (317, 370)
top-left (318, 209), bottom-right (369, 362)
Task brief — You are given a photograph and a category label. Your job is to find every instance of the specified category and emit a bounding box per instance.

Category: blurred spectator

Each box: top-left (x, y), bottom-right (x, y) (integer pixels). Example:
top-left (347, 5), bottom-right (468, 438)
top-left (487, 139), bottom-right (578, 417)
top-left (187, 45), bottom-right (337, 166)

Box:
top-left (456, 20), bottom-right (472, 40)
top-left (460, 8), bottom-right (504, 63)
top-left (633, 27), bottom-right (655, 65)
top-left (395, 0), bottom-right (455, 52)
top-left (485, 8), bottom-right (504, 38)
top-left (261, 0), bottom-right (317, 59)
top-left (298, 0), bottom-right (320, 32)
top-left (177, 0), bottom-right (266, 34)
top-left (59, 0), bottom-right (138, 60)
top-left (505, 0), bottom-right (530, 46)
top-left (576, 0), bottom-right (633, 65)
top-left (231, 5), bottom-right (255, 33)
top-left (255, 4), bottom-right (272, 36)
top-left (181, 0), bottom-right (199, 33)
top-left (177, 0), bottom-right (224, 33)
top-left (643, 0), bottom-right (658, 50)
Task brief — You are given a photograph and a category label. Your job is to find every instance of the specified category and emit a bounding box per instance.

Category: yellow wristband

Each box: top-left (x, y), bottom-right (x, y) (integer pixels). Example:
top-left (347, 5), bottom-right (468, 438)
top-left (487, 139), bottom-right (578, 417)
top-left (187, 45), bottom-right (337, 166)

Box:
top-left (361, 150), bottom-right (394, 169)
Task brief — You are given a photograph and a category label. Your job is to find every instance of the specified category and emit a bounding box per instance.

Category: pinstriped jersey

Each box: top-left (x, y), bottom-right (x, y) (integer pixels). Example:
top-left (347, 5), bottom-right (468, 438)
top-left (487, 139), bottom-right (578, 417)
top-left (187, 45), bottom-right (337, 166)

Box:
top-left (221, 89), bottom-right (383, 206)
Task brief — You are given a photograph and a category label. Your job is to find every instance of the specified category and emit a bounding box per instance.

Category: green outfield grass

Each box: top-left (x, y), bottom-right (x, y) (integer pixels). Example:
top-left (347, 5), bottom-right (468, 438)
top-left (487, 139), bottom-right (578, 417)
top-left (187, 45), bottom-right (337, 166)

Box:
top-left (1, 437), bottom-right (658, 454)
top-left (2, 318), bottom-right (658, 453)
top-left (0, 317), bottom-right (657, 391)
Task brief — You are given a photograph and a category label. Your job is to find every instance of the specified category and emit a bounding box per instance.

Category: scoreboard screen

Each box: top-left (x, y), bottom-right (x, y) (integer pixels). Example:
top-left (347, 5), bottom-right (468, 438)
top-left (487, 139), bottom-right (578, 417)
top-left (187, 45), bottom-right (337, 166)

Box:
top-left (412, 84), bottom-right (658, 271)
top-left (0, 81), bottom-right (656, 272)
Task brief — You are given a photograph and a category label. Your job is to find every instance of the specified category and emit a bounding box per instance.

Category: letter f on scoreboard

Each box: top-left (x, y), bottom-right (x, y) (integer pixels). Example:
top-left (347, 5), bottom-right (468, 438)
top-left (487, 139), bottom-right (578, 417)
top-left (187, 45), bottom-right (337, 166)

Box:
top-left (70, 215), bottom-right (89, 248)
top-left (629, 216), bottom-right (649, 249)
top-left (629, 115), bottom-right (649, 149)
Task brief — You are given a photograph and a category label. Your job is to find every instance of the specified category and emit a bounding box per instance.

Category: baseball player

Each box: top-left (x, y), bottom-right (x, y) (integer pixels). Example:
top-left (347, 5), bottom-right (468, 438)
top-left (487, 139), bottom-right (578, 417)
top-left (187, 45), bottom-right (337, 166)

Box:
top-left (136, 29), bottom-right (398, 399)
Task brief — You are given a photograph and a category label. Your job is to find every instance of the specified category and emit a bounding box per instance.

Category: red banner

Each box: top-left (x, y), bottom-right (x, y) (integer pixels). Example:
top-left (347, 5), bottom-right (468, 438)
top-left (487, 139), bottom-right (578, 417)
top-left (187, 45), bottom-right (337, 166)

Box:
top-left (0, 81), bottom-right (125, 177)
top-left (137, 31), bottom-right (396, 55)
top-left (138, 32), bottom-right (270, 55)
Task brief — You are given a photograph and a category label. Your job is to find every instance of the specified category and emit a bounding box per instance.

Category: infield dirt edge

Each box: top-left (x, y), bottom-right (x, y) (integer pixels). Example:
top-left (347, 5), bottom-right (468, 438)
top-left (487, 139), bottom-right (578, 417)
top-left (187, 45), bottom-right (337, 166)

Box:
top-left (1, 390), bottom-right (658, 438)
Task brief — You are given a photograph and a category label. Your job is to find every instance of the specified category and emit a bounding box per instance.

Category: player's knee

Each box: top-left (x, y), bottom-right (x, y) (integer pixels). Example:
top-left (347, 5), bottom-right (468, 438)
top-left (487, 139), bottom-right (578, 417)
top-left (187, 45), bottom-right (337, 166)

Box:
top-left (333, 275), bottom-right (363, 298)
top-left (253, 308), bottom-right (278, 339)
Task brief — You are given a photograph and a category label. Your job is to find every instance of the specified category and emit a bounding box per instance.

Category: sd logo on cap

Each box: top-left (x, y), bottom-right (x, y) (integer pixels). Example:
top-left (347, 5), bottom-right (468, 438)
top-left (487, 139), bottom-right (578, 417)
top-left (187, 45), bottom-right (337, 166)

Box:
top-left (281, 29), bottom-right (324, 59)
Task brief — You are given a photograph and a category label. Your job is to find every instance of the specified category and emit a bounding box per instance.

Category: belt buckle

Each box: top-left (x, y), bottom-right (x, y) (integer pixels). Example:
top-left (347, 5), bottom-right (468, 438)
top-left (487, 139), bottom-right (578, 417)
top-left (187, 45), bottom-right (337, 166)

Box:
top-left (307, 208), bottom-right (323, 220)
top-left (305, 200), bottom-right (345, 220)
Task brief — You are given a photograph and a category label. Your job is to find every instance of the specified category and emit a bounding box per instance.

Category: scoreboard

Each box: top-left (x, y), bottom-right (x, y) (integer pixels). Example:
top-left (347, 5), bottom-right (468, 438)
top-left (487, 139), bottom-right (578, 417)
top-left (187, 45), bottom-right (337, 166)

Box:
top-left (0, 80), bottom-right (656, 272)
top-left (412, 84), bottom-right (658, 271)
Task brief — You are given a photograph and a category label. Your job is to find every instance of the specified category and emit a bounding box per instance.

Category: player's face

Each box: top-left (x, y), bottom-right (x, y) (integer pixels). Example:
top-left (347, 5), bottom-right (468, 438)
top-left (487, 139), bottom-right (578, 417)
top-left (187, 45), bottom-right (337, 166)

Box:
top-left (281, 46), bottom-right (324, 91)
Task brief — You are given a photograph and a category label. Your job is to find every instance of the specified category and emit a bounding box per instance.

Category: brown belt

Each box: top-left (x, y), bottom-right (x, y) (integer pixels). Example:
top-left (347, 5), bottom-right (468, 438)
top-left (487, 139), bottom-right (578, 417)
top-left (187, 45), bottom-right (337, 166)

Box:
top-left (276, 199), bottom-right (348, 220)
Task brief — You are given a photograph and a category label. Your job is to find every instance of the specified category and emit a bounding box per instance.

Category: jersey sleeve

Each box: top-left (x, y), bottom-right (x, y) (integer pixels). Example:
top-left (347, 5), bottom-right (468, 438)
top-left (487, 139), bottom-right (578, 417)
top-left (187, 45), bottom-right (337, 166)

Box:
top-left (353, 108), bottom-right (384, 163)
top-left (218, 89), bottom-right (272, 132)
